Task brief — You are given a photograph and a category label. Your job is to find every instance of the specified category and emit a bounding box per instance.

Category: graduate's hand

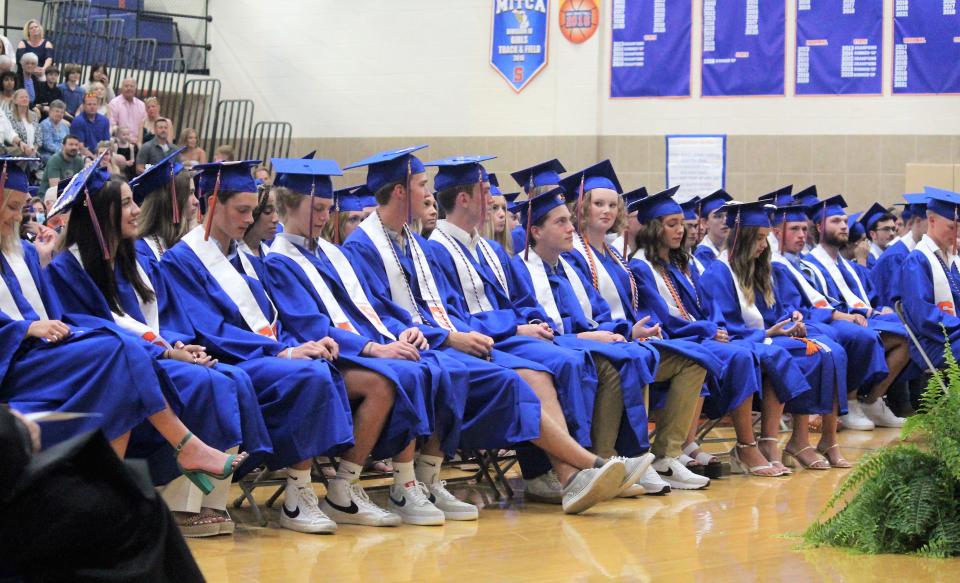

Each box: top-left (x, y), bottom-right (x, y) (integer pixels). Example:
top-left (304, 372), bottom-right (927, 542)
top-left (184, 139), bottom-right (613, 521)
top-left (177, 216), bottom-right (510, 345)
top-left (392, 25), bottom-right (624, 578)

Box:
top-left (714, 328), bottom-right (730, 342)
top-left (27, 319), bottom-right (70, 343)
top-left (631, 316), bottom-right (662, 340)
top-left (833, 311), bottom-right (868, 327)
top-left (34, 224), bottom-right (58, 267)
top-left (318, 337), bottom-right (339, 360)
top-left (791, 311), bottom-right (804, 323)
top-left (290, 341), bottom-right (334, 361)
top-left (399, 327), bottom-right (429, 350)
top-left (517, 323), bottom-right (554, 341)
top-left (577, 330), bottom-right (626, 343)
top-left (174, 342), bottom-right (218, 367)
top-left (9, 409), bottom-right (41, 453)
top-left (366, 341), bottom-right (421, 361)
top-left (445, 331), bottom-right (495, 359)
top-left (766, 319), bottom-right (794, 338)
top-left (879, 306), bottom-right (893, 315)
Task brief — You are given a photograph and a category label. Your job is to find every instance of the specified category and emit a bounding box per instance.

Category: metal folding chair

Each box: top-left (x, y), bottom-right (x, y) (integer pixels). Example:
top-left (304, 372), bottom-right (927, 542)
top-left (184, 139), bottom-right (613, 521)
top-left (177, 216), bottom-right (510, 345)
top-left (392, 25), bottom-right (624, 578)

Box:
top-left (894, 300), bottom-right (948, 392)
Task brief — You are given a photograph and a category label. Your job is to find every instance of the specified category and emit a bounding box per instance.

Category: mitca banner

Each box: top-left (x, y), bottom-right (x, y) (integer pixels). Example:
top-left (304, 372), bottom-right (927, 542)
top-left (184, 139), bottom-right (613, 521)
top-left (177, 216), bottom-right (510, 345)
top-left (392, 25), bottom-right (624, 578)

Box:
top-left (491, 0), bottom-right (550, 92)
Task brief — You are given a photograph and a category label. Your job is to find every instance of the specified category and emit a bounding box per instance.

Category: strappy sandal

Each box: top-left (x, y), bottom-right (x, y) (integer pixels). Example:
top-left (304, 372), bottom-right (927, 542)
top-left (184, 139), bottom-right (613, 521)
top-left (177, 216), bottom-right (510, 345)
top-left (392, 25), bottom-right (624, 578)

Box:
top-left (682, 443), bottom-right (723, 479)
top-left (728, 441), bottom-right (783, 477)
top-left (174, 511), bottom-right (221, 538)
top-left (678, 453), bottom-right (707, 476)
top-left (816, 443), bottom-right (852, 469)
top-left (757, 437), bottom-right (793, 475)
top-left (175, 432), bottom-right (248, 495)
top-left (200, 507), bottom-right (234, 535)
top-left (782, 445), bottom-right (830, 470)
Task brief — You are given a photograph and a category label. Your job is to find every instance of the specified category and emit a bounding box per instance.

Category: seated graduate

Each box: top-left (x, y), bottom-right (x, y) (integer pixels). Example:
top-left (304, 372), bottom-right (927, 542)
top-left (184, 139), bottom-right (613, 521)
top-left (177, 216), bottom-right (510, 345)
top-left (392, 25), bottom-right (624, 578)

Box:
top-left (480, 172), bottom-right (515, 254)
top-left (609, 186), bottom-right (647, 260)
top-left (507, 185), bottom-right (712, 491)
top-left (0, 156), bottom-right (246, 500)
top-left (899, 187), bottom-right (960, 371)
top-left (843, 212), bottom-right (875, 274)
top-left (679, 196), bottom-right (706, 275)
top-left (0, 406), bottom-right (206, 582)
top-left (699, 200), bottom-right (851, 472)
top-left (134, 146), bottom-right (198, 261)
top-left (626, 188), bottom-right (778, 477)
top-left (342, 145), bottom-right (632, 515)
top-left (261, 157), bottom-right (477, 525)
top-left (559, 164), bottom-right (728, 484)
top-left (861, 202), bottom-right (898, 269)
top-left (321, 184), bottom-right (370, 243)
top-left (801, 195), bottom-right (911, 430)
top-left (158, 160), bottom-right (411, 535)
top-left (692, 188), bottom-right (733, 269)
top-left (793, 185), bottom-right (821, 252)
top-left (869, 194), bottom-right (929, 307)
top-left (46, 153), bottom-right (271, 537)
top-left (507, 159), bottom-right (567, 253)
top-left (423, 156), bottom-right (654, 499)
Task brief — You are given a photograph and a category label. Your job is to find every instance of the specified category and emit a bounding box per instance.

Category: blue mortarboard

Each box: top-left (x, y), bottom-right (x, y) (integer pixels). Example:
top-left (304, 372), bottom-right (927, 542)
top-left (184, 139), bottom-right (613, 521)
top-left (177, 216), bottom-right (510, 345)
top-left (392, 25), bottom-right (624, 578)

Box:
top-left (794, 185), bottom-right (819, 207)
top-left (722, 201), bottom-right (774, 229)
top-left (680, 196), bottom-right (700, 221)
top-left (858, 202), bottom-right (890, 231)
top-left (629, 185), bottom-right (682, 224)
top-left (424, 156), bottom-right (495, 193)
top-left (510, 159), bottom-right (566, 193)
top-left (847, 212), bottom-right (866, 243)
top-left (699, 189), bottom-right (733, 217)
top-left (923, 186), bottom-right (960, 220)
top-left (332, 185), bottom-right (366, 212)
top-left (904, 193), bottom-right (928, 216)
top-left (488, 173), bottom-right (502, 195)
top-left (272, 157), bottom-right (343, 198)
top-left (514, 186), bottom-right (567, 228)
top-left (0, 156), bottom-right (39, 194)
top-left (807, 194), bottom-right (847, 223)
top-left (622, 186), bottom-right (648, 211)
top-left (50, 155), bottom-right (111, 217)
top-left (129, 146), bottom-right (186, 205)
top-left (344, 145), bottom-right (428, 194)
top-left (758, 185), bottom-right (794, 207)
top-left (558, 160), bottom-right (623, 196)
top-left (772, 203), bottom-right (810, 225)
top-left (194, 160), bottom-right (261, 196)
top-left (503, 191), bottom-right (522, 205)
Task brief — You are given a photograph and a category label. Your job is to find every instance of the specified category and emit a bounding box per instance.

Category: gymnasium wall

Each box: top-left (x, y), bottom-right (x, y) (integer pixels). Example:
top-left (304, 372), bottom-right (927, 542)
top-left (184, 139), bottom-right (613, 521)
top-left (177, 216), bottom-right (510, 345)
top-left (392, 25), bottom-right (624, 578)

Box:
top-left (207, 0), bottom-right (960, 208)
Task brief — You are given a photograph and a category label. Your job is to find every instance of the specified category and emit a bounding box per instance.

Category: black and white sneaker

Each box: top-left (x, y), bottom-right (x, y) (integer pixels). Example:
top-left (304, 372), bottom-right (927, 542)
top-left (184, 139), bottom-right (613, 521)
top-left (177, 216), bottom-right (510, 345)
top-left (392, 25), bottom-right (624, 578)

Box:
top-left (637, 466), bottom-right (671, 495)
top-left (388, 482), bottom-right (446, 526)
top-left (653, 456), bottom-right (710, 490)
top-left (611, 453), bottom-right (655, 497)
top-left (319, 483), bottom-right (402, 527)
top-left (279, 487), bottom-right (337, 534)
top-left (425, 480), bottom-right (479, 521)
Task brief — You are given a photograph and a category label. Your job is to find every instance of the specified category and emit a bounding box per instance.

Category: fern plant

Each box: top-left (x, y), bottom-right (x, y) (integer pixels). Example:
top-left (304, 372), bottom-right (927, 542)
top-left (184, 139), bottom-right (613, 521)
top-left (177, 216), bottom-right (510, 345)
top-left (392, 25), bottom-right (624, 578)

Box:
top-left (804, 337), bottom-right (960, 557)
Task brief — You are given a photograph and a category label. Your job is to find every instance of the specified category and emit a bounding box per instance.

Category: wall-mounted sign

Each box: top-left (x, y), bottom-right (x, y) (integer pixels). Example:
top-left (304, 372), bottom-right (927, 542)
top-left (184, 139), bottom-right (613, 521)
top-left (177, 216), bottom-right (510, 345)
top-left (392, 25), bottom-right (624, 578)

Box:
top-left (559, 0), bottom-right (600, 44)
top-left (491, 0), bottom-right (550, 92)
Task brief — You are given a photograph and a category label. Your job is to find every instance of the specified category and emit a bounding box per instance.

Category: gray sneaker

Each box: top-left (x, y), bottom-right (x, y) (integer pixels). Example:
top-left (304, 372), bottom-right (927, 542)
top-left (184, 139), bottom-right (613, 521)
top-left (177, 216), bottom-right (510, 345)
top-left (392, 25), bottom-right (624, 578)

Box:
top-left (524, 470), bottom-right (564, 504)
top-left (561, 459), bottom-right (626, 515)
top-left (611, 453), bottom-right (655, 497)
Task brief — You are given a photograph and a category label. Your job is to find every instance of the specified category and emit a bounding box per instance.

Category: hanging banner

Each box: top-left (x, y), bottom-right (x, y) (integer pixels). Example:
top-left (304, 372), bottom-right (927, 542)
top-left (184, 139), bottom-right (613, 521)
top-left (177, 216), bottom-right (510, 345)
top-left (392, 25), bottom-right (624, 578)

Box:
top-left (701, 0), bottom-right (785, 97)
top-left (796, 0), bottom-right (883, 96)
top-left (666, 135), bottom-right (727, 203)
top-left (610, 0), bottom-right (692, 98)
top-left (559, 0), bottom-right (600, 44)
top-left (893, 1), bottom-right (960, 95)
top-left (491, 0), bottom-right (550, 93)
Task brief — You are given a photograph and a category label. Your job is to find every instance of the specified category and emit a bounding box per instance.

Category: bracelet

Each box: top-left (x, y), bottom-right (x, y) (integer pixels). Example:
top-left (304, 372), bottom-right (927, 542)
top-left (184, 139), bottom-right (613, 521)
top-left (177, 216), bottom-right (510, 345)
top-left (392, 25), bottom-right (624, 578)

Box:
top-left (162, 349), bottom-right (169, 359)
top-left (283, 347), bottom-right (293, 359)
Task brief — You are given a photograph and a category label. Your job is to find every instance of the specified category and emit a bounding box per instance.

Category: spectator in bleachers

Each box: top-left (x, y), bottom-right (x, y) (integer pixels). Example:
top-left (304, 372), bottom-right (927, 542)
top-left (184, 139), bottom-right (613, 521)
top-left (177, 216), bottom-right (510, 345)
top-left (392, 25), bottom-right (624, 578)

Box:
top-left (71, 93), bottom-right (110, 158)
top-left (83, 64), bottom-right (115, 103)
top-left (113, 125), bottom-right (138, 180)
top-left (16, 52), bottom-right (40, 106)
top-left (0, 55), bottom-right (13, 75)
top-left (38, 99), bottom-right (69, 163)
top-left (213, 144), bottom-right (234, 162)
top-left (41, 134), bottom-right (83, 187)
top-left (86, 81), bottom-right (110, 116)
top-left (0, 71), bottom-right (16, 114)
top-left (0, 32), bottom-right (14, 72)
top-left (34, 66), bottom-right (63, 119)
top-left (96, 139), bottom-right (125, 175)
top-left (253, 165), bottom-right (271, 185)
top-left (136, 117), bottom-right (177, 173)
top-left (58, 64), bottom-right (84, 117)
top-left (142, 96), bottom-right (161, 143)
top-left (6, 89), bottom-right (40, 158)
top-left (177, 127), bottom-right (206, 167)
top-left (108, 78), bottom-right (146, 145)
top-left (0, 109), bottom-right (19, 151)
top-left (16, 20), bottom-right (53, 75)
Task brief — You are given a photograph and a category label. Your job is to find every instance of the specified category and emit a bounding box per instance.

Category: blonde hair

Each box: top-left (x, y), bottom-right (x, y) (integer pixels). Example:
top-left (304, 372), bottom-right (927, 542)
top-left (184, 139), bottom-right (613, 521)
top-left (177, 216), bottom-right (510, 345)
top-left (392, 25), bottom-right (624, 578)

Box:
top-left (178, 127), bottom-right (198, 147)
top-left (23, 20), bottom-right (44, 40)
top-left (566, 188), bottom-right (626, 236)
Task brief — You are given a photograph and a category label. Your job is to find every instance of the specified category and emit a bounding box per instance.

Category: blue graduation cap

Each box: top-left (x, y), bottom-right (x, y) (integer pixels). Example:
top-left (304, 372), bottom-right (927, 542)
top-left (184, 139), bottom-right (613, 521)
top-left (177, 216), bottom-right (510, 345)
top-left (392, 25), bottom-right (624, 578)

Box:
top-left (512, 186), bottom-right (567, 258)
top-left (510, 159), bottom-right (566, 193)
top-left (722, 201), bottom-right (775, 229)
top-left (488, 173), bottom-right (502, 195)
top-left (49, 154), bottom-right (110, 218)
top-left (0, 156), bottom-right (39, 194)
top-left (858, 202), bottom-right (890, 232)
top-left (129, 146), bottom-right (186, 206)
top-left (904, 193), bottom-right (928, 216)
top-left (272, 157), bottom-right (343, 198)
top-left (503, 191), bottom-right (522, 205)
top-left (194, 160), bottom-right (261, 196)
top-left (332, 185), bottom-right (366, 212)
top-left (344, 145), bottom-right (428, 194)
top-left (923, 186), bottom-right (960, 220)
top-left (680, 196), bottom-right (700, 221)
top-left (628, 185), bottom-right (682, 224)
top-left (699, 189), bottom-right (733, 218)
top-left (622, 186), bottom-right (648, 211)
top-left (772, 203), bottom-right (810, 225)
top-left (758, 185), bottom-right (794, 207)
top-left (847, 212), bottom-right (866, 243)
top-left (423, 155), bottom-right (495, 193)
top-left (806, 194), bottom-right (847, 224)
top-left (558, 160), bottom-right (623, 196)
top-left (794, 185), bottom-right (819, 207)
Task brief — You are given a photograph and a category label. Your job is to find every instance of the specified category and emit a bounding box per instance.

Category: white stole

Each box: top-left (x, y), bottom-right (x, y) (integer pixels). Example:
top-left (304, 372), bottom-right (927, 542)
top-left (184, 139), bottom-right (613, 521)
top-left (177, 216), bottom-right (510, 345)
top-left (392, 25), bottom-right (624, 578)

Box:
top-left (476, 238), bottom-right (510, 296)
top-left (235, 241), bottom-right (262, 280)
top-left (690, 253), bottom-right (705, 276)
top-left (916, 235), bottom-right (958, 316)
top-left (521, 246), bottom-right (595, 334)
top-left (633, 249), bottom-right (686, 319)
top-left (772, 253), bottom-right (831, 309)
top-left (717, 251), bottom-right (765, 331)
top-left (3, 243), bottom-right (48, 320)
top-left (182, 226), bottom-right (277, 340)
top-left (571, 234), bottom-right (627, 321)
top-left (429, 221), bottom-right (494, 314)
top-left (869, 242), bottom-right (882, 260)
top-left (810, 245), bottom-right (869, 310)
top-left (143, 236), bottom-right (164, 260)
top-left (317, 238), bottom-right (395, 340)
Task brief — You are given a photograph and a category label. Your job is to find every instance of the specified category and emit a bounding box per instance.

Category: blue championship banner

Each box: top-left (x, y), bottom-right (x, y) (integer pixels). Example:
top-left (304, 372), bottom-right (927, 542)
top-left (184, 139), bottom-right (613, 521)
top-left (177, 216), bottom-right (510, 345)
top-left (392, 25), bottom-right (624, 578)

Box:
top-left (610, 0), bottom-right (692, 98)
top-left (701, 0), bottom-right (785, 97)
top-left (893, 1), bottom-right (960, 95)
top-left (796, 0), bottom-right (882, 96)
top-left (491, 0), bottom-right (550, 93)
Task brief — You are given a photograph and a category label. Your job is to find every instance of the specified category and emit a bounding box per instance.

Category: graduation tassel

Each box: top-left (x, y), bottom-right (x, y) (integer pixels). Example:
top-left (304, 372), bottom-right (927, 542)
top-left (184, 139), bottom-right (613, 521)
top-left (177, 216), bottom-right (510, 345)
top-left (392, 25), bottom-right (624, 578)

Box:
top-left (477, 167), bottom-right (486, 234)
top-left (405, 158), bottom-right (413, 227)
top-left (778, 211), bottom-right (787, 255)
top-left (309, 179), bottom-right (319, 250)
top-left (84, 187), bottom-right (110, 261)
top-left (523, 199), bottom-right (533, 262)
top-left (169, 165), bottom-right (181, 225)
top-left (203, 169), bottom-right (222, 241)
top-left (577, 175), bottom-right (600, 290)
top-left (729, 207), bottom-right (741, 259)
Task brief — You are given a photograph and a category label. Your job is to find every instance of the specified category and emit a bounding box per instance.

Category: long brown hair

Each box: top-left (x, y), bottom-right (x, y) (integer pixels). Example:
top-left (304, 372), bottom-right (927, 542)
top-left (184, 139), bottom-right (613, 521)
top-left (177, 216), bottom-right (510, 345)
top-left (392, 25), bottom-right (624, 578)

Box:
top-left (636, 217), bottom-right (690, 272)
top-left (137, 170), bottom-right (195, 249)
top-left (727, 225), bottom-right (774, 306)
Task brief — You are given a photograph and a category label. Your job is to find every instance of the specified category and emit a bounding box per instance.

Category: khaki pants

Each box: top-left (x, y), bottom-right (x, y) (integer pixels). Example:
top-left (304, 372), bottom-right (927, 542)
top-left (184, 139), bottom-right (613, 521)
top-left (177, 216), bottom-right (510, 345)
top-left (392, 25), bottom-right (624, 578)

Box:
top-left (590, 352), bottom-right (705, 459)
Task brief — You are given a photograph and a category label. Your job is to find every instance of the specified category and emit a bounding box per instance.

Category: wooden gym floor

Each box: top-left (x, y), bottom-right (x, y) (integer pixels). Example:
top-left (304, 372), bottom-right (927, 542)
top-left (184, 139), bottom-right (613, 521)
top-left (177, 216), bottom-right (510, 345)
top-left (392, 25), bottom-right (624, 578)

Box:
top-left (189, 428), bottom-right (960, 582)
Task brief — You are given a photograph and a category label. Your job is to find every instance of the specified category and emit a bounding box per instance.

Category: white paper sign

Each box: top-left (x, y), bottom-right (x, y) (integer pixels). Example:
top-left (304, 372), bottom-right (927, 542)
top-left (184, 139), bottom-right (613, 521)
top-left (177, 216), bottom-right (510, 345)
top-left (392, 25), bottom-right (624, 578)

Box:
top-left (666, 135), bottom-right (727, 203)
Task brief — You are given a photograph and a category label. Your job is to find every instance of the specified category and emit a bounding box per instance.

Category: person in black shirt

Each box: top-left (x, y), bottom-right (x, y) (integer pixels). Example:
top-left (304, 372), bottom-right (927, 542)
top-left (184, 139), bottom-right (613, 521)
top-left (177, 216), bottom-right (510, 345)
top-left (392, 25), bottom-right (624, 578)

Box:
top-left (33, 66), bottom-right (63, 120)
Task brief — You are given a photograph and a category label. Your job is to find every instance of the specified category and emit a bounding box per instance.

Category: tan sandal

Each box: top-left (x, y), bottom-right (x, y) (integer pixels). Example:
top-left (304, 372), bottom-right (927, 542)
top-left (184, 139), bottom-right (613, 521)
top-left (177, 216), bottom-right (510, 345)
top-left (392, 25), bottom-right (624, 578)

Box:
top-left (816, 443), bottom-right (852, 468)
top-left (783, 446), bottom-right (830, 470)
top-left (174, 511), bottom-right (221, 538)
top-left (728, 442), bottom-right (783, 477)
top-left (200, 507), bottom-right (234, 535)
top-left (757, 437), bottom-right (793, 475)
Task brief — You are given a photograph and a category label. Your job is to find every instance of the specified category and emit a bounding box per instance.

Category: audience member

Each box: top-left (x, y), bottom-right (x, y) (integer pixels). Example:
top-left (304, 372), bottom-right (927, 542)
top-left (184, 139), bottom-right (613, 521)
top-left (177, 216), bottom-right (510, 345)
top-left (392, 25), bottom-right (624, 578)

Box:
top-left (15, 19), bottom-right (54, 75)
top-left (0, 70), bottom-right (15, 114)
top-left (0, 54), bottom-right (13, 74)
top-left (41, 134), bottom-right (83, 186)
top-left (0, 32), bottom-right (14, 71)
top-left (142, 96), bottom-right (161, 142)
top-left (86, 81), bottom-right (110, 116)
top-left (38, 98), bottom-right (69, 162)
top-left (71, 93), bottom-right (110, 157)
top-left (213, 143), bottom-right (234, 162)
top-left (0, 105), bottom-right (18, 149)
top-left (114, 125), bottom-right (138, 180)
top-left (6, 88), bottom-right (40, 157)
top-left (253, 165), bottom-right (271, 184)
top-left (108, 78), bottom-right (146, 144)
top-left (178, 127), bottom-right (206, 166)
top-left (83, 63), bottom-right (115, 103)
top-left (15, 52), bottom-right (40, 106)
top-left (136, 117), bottom-right (177, 172)
top-left (33, 65), bottom-right (63, 118)
top-left (57, 63), bottom-right (85, 116)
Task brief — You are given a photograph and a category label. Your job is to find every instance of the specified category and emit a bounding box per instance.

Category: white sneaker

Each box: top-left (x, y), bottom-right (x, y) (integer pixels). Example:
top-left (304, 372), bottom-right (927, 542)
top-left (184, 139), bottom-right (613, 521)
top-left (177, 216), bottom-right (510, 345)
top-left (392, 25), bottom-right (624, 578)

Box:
top-left (861, 398), bottom-right (906, 428)
top-left (561, 459), bottom-right (625, 515)
top-left (425, 480), bottom-right (479, 521)
top-left (652, 456), bottom-right (710, 490)
top-left (612, 453), bottom-right (655, 497)
top-left (279, 486), bottom-right (337, 534)
top-left (637, 466), bottom-right (671, 496)
top-left (388, 481), bottom-right (446, 526)
top-left (319, 482), bottom-right (402, 527)
top-left (524, 470), bottom-right (564, 504)
top-left (840, 400), bottom-right (875, 431)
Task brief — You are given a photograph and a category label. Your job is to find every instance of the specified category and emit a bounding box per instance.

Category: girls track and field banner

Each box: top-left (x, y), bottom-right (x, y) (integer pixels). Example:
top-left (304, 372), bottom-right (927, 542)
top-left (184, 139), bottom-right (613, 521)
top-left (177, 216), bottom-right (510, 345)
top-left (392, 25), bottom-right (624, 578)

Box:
top-left (796, 0), bottom-right (883, 96)
top-left (491, 0), bottom-right (550, 92)
top-left (610, 0), bottom-right (692, 97)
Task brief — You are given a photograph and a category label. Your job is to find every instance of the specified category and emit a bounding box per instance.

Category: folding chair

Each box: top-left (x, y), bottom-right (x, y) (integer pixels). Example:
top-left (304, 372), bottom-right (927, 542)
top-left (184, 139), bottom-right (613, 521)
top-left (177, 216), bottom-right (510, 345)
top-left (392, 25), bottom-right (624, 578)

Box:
top-left (894, 300), bottom-right (948, 393)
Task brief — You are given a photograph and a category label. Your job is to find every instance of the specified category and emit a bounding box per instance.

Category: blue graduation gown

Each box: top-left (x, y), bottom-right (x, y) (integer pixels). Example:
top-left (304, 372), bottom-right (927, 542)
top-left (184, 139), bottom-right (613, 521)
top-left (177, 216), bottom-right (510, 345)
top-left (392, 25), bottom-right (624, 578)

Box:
top-left (869, 238), bottom-right (912, 307)
top-left (262, 237), bottom-right (466, 455)
top-left (159, 237), bottom-right (357, 468)
top-left (693, 243), bottom-right (719, 270)
top-left (510, 225), bottom-right (525, 257)
top-left (343, 225), bottom-right (541, 449)
top-left (46, 249), bottom-right (273, 476)
top-left (899, 250), bottom-right (960, 369)
top-left (699, 260), bottom-right (844, 415)
top-left (0, 241), bottom-right (175, 449)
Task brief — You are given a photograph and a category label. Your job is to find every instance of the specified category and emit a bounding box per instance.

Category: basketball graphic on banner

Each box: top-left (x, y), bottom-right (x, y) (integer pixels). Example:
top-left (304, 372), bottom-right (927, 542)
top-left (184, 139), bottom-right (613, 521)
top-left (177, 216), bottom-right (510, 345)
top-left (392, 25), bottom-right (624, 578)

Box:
top-left (559, 0), bottom-right (599, 44)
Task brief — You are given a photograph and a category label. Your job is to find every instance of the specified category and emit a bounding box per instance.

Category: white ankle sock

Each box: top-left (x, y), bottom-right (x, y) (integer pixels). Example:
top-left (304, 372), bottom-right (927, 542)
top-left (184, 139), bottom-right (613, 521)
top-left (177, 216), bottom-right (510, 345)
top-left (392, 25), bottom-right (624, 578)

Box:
top-left (326, 459), bottom-right (363, 506)
top-left (415, 454), bottom-right (444, 485)
top-left (285, 467), bottom-right (312, 507)
top-left (393, 460), bottom-right (416, 490)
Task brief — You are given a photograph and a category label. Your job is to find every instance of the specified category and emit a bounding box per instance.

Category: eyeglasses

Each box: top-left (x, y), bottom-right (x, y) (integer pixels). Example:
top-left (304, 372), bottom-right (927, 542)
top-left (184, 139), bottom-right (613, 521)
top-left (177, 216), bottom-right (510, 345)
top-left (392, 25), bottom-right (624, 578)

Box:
top-left (875, 226), bottom-right (897, 233)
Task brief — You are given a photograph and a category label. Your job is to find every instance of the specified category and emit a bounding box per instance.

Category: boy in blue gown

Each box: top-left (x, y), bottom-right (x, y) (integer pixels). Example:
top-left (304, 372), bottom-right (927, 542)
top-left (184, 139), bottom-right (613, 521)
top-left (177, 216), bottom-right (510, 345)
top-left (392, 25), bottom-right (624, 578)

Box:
top-left (869, 194), bottom-right (928, 307)
top-left (693, 188), bottom-right (732, 269)
top-left (507, 159), bottom-right (567, 253)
